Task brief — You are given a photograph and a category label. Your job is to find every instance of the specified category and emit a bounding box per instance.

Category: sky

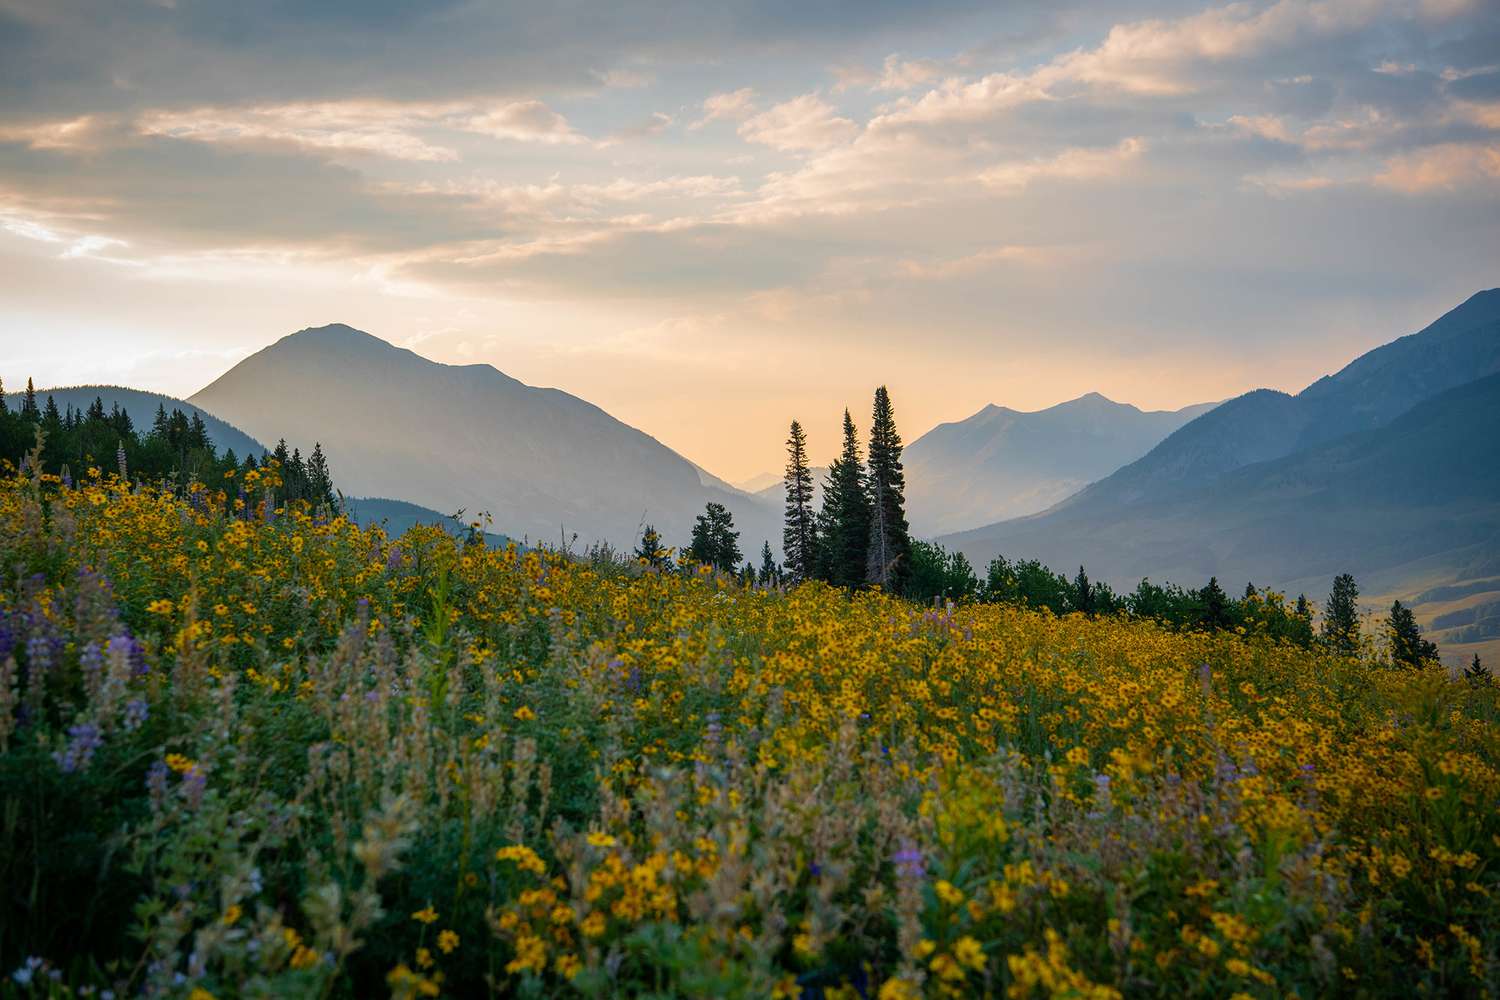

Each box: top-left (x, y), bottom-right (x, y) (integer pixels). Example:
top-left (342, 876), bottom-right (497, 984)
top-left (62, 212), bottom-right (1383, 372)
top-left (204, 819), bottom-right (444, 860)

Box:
top-left (0, 0), bottom-right (1497, 482)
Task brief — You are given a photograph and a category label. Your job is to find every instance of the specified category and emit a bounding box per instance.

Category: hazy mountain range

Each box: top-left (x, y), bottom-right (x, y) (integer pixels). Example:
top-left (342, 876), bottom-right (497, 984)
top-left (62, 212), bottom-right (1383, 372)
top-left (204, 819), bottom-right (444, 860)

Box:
top-left (940, 288), bottom-right (1500, 664)
top-left (902, 394), bottom-right (1218, 535)
top-left (188, 323), bottom-right (778, 553)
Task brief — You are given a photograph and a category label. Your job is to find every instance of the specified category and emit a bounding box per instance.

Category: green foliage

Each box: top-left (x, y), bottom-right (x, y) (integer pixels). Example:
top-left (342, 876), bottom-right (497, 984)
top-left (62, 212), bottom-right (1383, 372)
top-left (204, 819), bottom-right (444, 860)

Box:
top-left (1388, 599), bottom-right (1440, 668)
top-left (686, 501), bottom-right (741, 571)
top-left (906, 540), bottom-right (978, 604)
top-left (865, 386), bottom-right (911, 592)
top-left (781, 420), bottom-right (817, 582)
top-left (815, 409), bottom-right (870, 589)
top-left (1323, 572), bottom-right (1362, 656)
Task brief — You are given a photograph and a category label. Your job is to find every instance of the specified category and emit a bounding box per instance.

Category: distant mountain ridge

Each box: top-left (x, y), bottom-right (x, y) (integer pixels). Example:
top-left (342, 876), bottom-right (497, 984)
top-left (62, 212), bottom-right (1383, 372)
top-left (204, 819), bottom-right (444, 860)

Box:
top-left (5, 384), bottom-right (267, 459)
top-left (939, 290), bottom-right (1500, 665)
top-left (903, 393), bottom-right (1217, 534)
top-left (189, 323), bottom-right (780, 553)
top-left (1056, 289), bottom-right (1500, 512)
top-left (943, 372), bottom-right (1500, 593)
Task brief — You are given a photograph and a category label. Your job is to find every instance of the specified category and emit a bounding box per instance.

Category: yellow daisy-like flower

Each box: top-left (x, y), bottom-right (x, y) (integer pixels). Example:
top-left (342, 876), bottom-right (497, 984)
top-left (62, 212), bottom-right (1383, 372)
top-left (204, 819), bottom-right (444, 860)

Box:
top-left (513, 705), bottom-right (536, 721)
top-left (586, 831), bottom-right (616, 847)
top-left (411, 906), bottom-right (439, 924)
top-left (437, 929), bottom-right (459, 954)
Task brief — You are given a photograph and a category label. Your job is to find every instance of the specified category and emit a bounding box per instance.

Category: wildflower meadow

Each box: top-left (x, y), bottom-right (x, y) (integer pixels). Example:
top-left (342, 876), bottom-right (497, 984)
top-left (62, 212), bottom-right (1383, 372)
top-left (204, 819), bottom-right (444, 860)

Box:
top-left (2, 461), bottom-right (1498, 998)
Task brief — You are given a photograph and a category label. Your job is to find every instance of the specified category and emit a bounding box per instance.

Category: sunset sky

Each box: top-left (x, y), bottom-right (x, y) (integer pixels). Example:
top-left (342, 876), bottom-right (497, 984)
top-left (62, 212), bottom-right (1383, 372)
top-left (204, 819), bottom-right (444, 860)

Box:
top-left (1, 0), bottom-right (1497, 480)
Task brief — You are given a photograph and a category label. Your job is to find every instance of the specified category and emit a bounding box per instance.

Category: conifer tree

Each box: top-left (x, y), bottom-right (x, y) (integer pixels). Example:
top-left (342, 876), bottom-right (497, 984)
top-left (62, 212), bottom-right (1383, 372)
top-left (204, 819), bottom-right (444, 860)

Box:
top-left (817, 409), bottom-right (871, 588)
top-left (1387, 600), bottom-right (1438, 668)
top-left (306, 442), bottom-right (335, 507)
top-left (0, 377), bottom-right (7, 415)
top-left (865, 386), bottom-right (911, 591)
top-left (687, 502), bottom-right (741, 572)
top-left (758, 541), bottom-right (779, 586)
top-left (782, 420), bottom-right (818, 582)
top-left (1073, 566), bottom-right (1095, 616)
top-left (21, 378), bottom-right (37, 420)
top-left (1198, 576), bottom-right (1231, 630)
top-left (1322, 573), bottom-right (1361, 656)
top-left (634, 524), bottom-right (671, 569)
top-left (1466, 654), bottom-right (1492, 686)
top-left (43, 396), bottom-right (62, 428)
top-left (1291, 593), bottom-right (1315, 647)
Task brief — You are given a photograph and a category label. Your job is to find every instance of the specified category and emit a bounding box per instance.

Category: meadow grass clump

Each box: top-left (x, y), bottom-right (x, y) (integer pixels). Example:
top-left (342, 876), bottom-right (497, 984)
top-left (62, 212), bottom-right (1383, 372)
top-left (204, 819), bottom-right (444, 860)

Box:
top-left (1, 467), bottom-right (1497, 997)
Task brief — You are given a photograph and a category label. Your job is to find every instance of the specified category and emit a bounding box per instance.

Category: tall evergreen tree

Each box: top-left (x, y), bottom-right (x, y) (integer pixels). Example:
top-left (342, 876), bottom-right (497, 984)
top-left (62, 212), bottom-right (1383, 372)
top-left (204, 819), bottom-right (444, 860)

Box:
top-left (758, 541), bottom-right (779, 586)
top-left (43, 396), bottom-right (62, 429)
top-left (1322, 573), bottom-right (1361, 656)
top-left (687, 502), bottom-right (741, 572)
top-left (21, 378), bottom-right (37, 420)
top-left (306, 442), bottom-right (335, 507)
top-left (1198, 576), bottom-right (1231, 630)
top-left (865, 386), bottom-right (911, 591)
top-left (818, 409), bottom-right (871, 588)
top-left (1073, 566), bottom-right (1095, 616)
top-left (1466, 654), bottom-right (1492, 686)
top-left (0, 376), bottom-right (7, 415)
top-left (1291, 593), bottom-right (1315, 647)
top-left (781, 420), bottom-right (818, 582)
top-left (1387, 600), bottom-right (1438, 668)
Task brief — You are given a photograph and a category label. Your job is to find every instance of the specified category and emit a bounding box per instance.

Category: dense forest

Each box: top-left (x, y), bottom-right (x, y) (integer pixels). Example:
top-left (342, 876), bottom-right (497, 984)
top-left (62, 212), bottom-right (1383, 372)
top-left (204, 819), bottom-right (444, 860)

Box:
top-left (0, 376), bottom-right (337, 510)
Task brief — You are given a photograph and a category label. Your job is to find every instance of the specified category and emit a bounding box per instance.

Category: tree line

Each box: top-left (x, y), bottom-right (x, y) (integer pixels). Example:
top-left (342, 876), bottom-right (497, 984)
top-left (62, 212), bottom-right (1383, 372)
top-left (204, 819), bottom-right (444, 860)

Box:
top-left (647, 382), bottom-right (1463, 673)
top-left (0, 377), bottom-right (337, 510)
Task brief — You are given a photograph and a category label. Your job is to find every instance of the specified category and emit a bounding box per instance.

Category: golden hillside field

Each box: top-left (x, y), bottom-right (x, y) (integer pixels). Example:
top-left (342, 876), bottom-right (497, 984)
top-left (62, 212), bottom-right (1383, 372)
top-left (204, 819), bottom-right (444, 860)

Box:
top-left (2, 467), bottom-right (1497, 997)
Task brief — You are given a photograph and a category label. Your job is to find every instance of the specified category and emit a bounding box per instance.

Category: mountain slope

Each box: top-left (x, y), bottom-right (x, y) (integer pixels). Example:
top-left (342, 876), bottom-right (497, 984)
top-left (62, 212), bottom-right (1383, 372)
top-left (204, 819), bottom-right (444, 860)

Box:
top-left (1058, 288), bottom-right (1500, 513)
top-left (189, 324), bottom-right (779, 553)
top-left (344, 496), bottom-right (509, 548)
top-left (942, 373), bottom-right (1500, 601)
top-left (903, 393), bottom-right (1217, 534)
top-left (7, 385), bottom-right (266, 458)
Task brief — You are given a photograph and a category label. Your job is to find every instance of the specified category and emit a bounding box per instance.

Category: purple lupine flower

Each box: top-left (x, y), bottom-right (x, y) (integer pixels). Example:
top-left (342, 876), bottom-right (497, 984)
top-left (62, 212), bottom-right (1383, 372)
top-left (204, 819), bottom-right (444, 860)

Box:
top-left (80, 641), bottom-right (104, 679)
top-left (123, 698), bottom-right (149, 731)
top-left (54, 723), bottom-right (103, 774)
top-left (180, 766), bottom-right (207, 809)
top-left (108, 632), bottom-right (147, 677)
top-left (146, 761), bottom-right (170, 805)
top-left (892, 843), bottom-right (926, 879)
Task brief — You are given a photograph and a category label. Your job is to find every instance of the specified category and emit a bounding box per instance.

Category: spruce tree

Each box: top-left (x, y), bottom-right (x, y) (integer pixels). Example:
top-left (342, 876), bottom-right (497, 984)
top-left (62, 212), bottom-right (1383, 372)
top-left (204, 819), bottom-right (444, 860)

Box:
top-left (634, 524), bottom-right (671, 569)
top-left (306, 442), bottom-right (335, 507)
top-left (0, 377), bottom-right (7, 415)
top-left (1073, 566), bottom-right (1095, 616)
top-left (865, 386), bottom-right (911, 591)
top-left (818, 409), bottom-right (871, 589)
top-left (1198, 576), bottom-right (1231, 630)
top-left (782, 420), bottom-right (818, 582)
top-left (43, 396), bottom-right (62, 428)
top-left (758, 541), bottom-right (779, 586)
top-left (1465, 654), bottom-right (1492, 686)
top-left (21, 378), bottom-right (37, 420)
top-left (688, 502), bottom-right (741, 572)
top-left (1322, 573), bottom-right (1361, 656)
top-left (1387, 600), bottom-right (1438, 668)
top-left (1291, 594), bottom-right (1315, 648)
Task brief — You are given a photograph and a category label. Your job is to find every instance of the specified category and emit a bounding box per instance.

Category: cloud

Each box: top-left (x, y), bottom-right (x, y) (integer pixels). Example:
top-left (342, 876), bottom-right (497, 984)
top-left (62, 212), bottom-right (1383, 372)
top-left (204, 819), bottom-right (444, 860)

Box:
top-left (739, 94), bottom-right (858, 151)
top-left (1374, 140), bottom-right (1500, 190)
top-left (978, 137), bottom-right (1148, 190)
top-left (691, 88), bottom-right (758, 129)
top-left (135, 98), bottom-right (583, 162)
top-left (600, 111), bottom-right (674, 145)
